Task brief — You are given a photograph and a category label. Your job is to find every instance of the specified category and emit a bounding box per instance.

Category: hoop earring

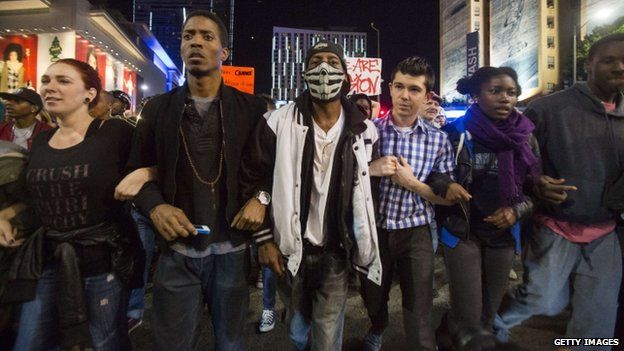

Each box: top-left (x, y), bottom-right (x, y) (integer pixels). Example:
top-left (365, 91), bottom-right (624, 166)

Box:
top-left (84, 98), bottom-right (91, 104)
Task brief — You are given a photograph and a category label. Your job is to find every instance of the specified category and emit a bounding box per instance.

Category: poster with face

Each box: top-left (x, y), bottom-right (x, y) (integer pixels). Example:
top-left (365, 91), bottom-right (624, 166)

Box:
top-left (123, 68), bottom-right (136, 110)
top-left (0, 35), bottom-right (38, 92)
top-left (114, 61), bottom-right (124, 90)
top-left (105, 54), bottom-right (115, 90)
top-left (75, 37), bottom-right (107, 85)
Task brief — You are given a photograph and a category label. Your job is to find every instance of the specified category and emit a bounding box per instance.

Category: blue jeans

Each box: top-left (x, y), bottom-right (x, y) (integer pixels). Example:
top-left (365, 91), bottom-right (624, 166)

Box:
top-left (262, 266), bottom-right (276, 310)
top-left (14, 266), bottom-right (129, 351)
top-left (494, 225), bottom-right (622, 345)
top-left (252, 244), bottom-right (276, 310)
top-left (278, 251), bottom-right (348, 351)
top-left (152, 247), bottom-right (249, 351)
top-left (127, 208), bottom-right (156, 319)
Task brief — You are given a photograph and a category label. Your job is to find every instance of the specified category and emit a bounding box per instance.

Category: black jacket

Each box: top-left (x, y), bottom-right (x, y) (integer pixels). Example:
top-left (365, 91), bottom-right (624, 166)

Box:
top-left (430, 118), bottom-right (539, 240)
top-left (526, 83), bottom-right (624, 223)
top-left (128, 82), bottom-right (267, 246)
top-left (2, 219), bottom-right (140, 349)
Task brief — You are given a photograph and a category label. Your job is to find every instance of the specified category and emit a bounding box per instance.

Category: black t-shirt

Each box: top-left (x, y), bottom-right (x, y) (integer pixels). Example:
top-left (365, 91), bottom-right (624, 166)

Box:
top-left (26, 118), bottom-right (134, 232)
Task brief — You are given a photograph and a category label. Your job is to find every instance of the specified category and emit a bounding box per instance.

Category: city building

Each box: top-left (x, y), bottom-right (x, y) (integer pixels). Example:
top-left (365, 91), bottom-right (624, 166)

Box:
top-left (439, 0), bottom-right (622, 103)
top-left (0, 0), bottom-right (182, 107)
top-left (272, 26), bottom-right (367, 102)
top-left (133, 0), bottom-right (234, 70)
top-left (440, 0), bottom-right (488, 102)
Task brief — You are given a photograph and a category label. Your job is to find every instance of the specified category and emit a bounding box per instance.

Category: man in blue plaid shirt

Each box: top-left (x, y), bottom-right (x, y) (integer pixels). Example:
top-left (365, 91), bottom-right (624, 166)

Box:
top-left (362, 57), bottom-right (470, 351)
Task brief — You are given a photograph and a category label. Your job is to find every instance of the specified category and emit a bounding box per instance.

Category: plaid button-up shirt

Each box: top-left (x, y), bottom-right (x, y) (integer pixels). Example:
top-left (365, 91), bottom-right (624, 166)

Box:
top-left (375, 114), bottom-right (455, 230)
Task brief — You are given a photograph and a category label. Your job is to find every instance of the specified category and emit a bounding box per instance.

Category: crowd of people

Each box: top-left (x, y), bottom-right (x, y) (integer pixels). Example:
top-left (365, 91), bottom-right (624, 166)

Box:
top-left (0, 9), bottom-right (622, 351)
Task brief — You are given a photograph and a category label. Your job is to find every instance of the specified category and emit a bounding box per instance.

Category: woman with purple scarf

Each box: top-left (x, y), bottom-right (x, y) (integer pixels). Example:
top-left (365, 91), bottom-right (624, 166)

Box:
top-left (435, 66), bottom-right (541, 350)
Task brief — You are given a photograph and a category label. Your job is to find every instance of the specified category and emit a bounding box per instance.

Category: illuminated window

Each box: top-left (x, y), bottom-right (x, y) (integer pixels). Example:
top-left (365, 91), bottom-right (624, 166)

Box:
top-left (547, 36), bottom-right (555, 48)
top-left (547, 16), bottom-right (555, 29)
top-left (547, 82), bottom-right (555, 92)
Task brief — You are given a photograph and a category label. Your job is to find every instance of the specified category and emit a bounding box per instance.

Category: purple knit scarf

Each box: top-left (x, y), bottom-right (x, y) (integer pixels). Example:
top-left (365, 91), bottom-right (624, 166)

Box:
top-left (464, 104), bottom-right (540, 206)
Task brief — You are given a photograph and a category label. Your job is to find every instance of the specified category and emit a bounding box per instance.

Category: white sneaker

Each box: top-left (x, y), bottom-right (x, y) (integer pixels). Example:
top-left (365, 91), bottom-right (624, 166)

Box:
top-left (259, 309), bottom-right (276, 333)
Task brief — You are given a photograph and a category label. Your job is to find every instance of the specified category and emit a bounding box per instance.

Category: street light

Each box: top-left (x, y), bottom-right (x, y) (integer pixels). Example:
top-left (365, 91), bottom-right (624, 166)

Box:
top-left (370, 22), bottom-right (380, 59)
top-left (573, 8), bottom-right (612, 84)
top-left (370, 22), bottom-right (381, 103)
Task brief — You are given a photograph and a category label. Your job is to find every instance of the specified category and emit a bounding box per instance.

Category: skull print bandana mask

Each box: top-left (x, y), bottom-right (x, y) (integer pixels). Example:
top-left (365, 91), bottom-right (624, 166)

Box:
top-left (304, 62), bottom-right (346, 101)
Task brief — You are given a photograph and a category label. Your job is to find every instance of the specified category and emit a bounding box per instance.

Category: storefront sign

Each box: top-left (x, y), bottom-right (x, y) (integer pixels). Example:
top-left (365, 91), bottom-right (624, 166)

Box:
top-left (466, 31), bottom-right (479, 76)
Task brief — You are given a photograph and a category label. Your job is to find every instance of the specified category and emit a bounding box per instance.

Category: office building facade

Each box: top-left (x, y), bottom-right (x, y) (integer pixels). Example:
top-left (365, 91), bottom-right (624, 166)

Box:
top-left (272, 26), bottom-right (367, 102)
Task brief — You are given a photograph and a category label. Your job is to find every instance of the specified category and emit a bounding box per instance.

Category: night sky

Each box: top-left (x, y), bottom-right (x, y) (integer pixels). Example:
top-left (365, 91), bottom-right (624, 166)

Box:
top-left (110, 0), bottom-right (440, 104)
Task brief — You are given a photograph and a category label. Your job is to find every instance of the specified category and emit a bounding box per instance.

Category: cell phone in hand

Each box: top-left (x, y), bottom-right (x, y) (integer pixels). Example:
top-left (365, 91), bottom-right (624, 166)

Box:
top-left (194, 225), bottom-right (211, 235)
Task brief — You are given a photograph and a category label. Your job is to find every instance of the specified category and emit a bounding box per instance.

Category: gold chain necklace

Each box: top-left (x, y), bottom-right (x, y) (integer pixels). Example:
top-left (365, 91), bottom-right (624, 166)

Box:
top-left (179, 126), bottom-right (224, 186)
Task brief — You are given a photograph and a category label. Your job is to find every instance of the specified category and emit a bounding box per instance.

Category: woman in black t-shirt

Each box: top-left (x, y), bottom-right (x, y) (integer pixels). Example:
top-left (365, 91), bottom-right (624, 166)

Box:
top-left (8, 59), bottom-right (135, 351)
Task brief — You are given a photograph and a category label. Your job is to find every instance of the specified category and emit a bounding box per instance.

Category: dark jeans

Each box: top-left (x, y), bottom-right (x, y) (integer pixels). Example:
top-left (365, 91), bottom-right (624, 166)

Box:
top-left (278, 250), bottom-right (348, 351)
top-left (361, 225), bottom-right (436, 351)
top-left (14, 266), bottom-right (130, 351)
top-left (152, 247), bottom-right (249, 351)
top-left (442, 236), bottom-right (515, 335)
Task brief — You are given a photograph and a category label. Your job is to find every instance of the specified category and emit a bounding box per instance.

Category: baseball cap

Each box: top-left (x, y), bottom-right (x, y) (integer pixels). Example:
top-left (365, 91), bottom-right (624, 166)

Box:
top-left (109, 90), bottom-right (131, 109)
top-left (304, 40), bottom-right (348, 72)
top-left (0, 88), bottom-right (43, 112)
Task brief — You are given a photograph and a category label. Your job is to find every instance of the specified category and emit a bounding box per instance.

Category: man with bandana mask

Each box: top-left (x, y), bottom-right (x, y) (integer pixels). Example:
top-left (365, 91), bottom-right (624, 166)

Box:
top-left (236, 40), bottom-right (382, 350)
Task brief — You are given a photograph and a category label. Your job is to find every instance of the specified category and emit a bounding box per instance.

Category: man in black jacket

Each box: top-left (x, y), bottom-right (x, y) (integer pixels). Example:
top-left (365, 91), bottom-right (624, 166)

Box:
top-left (494, 33), bottom-right (624, 344)
top-left (128, 10), bottom-right (266, 351)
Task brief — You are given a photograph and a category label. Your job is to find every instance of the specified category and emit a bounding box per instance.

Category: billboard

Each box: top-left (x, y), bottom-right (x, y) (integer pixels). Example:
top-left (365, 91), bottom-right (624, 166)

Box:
top-left (75, 37), bottom-right (106, 85)
top-left (490, 0), bottom-right (538, 90)
top-left (0, 35), bottom-right (38, 92)
top-left (36, 32), bottom-right (76, 92)
top-left (346, 57), bottom-right (382, 96)
top-left (222, 65), bottom-right (254, 94)
top-left (123, 68), bottom-right (137, 110)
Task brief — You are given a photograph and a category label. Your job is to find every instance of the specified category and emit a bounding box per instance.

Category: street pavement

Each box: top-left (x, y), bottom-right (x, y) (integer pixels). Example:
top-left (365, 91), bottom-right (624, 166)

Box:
top-left (130, 253), bottom-right (567, 350)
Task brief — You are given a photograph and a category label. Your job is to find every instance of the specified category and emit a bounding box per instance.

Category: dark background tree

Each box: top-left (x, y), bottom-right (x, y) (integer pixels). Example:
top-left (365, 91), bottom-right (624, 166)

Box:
top-left (573, 15), bottom-right (624, 81)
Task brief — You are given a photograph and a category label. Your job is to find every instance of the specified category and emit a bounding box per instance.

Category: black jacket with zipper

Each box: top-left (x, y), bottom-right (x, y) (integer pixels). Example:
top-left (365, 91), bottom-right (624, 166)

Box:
top-left (128, 82), bottom-right (267, 246)
top-left (428, 118), bottom-right (539, 240)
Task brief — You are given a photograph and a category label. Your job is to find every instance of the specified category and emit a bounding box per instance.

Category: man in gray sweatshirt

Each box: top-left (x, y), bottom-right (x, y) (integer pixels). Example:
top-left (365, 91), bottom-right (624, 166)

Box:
top-left (494, 33), bottom-right (624, 343)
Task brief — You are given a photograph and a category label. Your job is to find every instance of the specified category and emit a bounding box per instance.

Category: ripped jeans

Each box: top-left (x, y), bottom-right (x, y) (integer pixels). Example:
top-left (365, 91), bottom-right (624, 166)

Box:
top-left (14, 266), bottom-right (130, 351)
